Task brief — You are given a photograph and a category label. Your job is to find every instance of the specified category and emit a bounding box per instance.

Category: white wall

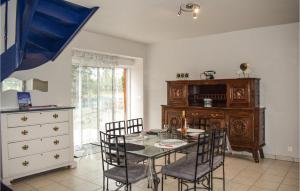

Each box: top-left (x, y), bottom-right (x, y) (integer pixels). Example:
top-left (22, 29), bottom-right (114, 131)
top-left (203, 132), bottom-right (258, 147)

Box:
top-left (0, 0), bottom-right (16, 53)
top-left (145, 23), bottom-right (299, 160)
top-left (1, 30), bottom-right (146, 117)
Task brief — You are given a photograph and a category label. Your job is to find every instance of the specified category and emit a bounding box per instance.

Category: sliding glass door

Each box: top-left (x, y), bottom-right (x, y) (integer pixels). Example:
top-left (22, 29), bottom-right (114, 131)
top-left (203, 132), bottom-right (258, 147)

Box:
top-left (72, 66), bottom-right (127, 148)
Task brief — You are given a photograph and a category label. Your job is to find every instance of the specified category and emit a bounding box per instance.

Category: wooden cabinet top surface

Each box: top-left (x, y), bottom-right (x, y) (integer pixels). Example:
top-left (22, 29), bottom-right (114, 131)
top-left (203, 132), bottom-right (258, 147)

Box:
top-left (166, 78), bottom-right (260, 84)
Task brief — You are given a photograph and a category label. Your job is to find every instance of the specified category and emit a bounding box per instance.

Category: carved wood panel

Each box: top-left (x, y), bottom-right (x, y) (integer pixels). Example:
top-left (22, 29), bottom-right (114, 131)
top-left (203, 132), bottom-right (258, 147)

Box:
top-left (166, 109), bottom-right (182, 130)
top-left (209, 119), bottom-right (226, 129)
top-left (167, 84), bottom-right (187, 106)
top-left (228, 113), bottom-right (254, 146)
top-left (228, 81), bottom-right (251, 107)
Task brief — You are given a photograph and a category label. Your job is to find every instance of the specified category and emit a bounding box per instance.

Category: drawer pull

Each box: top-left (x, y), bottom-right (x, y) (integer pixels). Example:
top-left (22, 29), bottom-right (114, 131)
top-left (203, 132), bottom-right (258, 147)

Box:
top-left (53, 127), bottom-right (59, 131)
top-left (54, 154), bottom-right (60, 159)
top-left (53, 114), bottom-right (58, 119)
top-left (21, 116), bottom-right (28, 121)
top-left (54, 140), bottom-right (59, 145)
top-left (22, 161), bottom-right (29, 167)
top-left (21, 130), bottom-right (28, 135)
top-left (22, 145), bottom-right (29, 150)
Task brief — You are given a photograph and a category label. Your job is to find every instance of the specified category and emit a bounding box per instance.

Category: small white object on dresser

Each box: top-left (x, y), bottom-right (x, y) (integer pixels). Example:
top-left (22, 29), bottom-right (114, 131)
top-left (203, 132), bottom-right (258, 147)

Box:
top-left (0, 107), bottom-right (76, 185)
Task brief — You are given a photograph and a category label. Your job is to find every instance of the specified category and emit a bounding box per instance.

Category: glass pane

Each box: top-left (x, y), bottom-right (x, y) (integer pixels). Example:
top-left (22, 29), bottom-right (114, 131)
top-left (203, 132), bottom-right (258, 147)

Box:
top-left (114, 68), bottom-right (125, 121)
top-left (2, 77), bottom-right (23, 91)
top-left (98, 68), bottom-right (113, 132)
top-left (71, 66), bottom-right (82, 148)
top-left (81, 67), bottom-right (98, 144)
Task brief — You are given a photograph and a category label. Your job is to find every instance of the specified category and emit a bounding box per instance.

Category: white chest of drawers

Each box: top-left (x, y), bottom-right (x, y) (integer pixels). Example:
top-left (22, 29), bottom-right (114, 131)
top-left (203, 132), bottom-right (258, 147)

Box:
top-left (0, 107), bottom-right (76, 185)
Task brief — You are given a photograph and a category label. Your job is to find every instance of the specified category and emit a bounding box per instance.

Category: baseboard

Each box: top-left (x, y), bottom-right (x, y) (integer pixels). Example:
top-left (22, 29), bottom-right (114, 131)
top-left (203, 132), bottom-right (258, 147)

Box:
top-left (228, 151), bottom-right (299, 162)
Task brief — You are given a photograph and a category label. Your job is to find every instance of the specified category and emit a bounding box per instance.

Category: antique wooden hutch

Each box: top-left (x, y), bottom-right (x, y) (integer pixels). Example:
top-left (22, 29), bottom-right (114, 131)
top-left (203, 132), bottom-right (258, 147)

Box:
top-left (161, 78), bottom-right (265, 162)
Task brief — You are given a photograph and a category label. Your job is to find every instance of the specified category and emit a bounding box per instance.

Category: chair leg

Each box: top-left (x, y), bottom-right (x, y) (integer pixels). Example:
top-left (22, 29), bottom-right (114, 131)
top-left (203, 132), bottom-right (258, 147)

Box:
top-left (178, 179), bottom-right (180, 191)
top-left (222, 164), bottom-right (225, 191)
top-left (211, 171), bottom-right (213, 191)
top-left (180, 179), bottom-right (183, 191)
top-left (103, 176), bottom-right (105, 191)
top-left (106, 177), bottom-right (109, 191)
top-left (207, 174), bottom-right (210, 190)
top-left (194, 181), bottom-right (196, 191)
top-left (161, 173), bottom-right (164, 191)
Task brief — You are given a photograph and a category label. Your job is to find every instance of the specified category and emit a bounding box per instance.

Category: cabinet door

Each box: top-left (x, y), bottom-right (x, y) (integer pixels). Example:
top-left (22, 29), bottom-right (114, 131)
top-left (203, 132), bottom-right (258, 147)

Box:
top-left (167, 83), bottom-right (188, 106)
top-left (228, 80), bottom-right (251, 107)
top-left (209, 119), bottom-right (226, 129)
top-left (165, 109), bottom-right (183, 130)
top-left (227, 111), bottom-right (254, 147)
top-left (186, 109), bottom-right (225, 129)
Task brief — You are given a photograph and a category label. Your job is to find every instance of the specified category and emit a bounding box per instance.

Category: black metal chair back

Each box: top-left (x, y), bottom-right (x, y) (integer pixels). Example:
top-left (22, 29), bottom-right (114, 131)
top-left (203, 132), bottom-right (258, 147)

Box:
top-left (127, 118), bottom-right (143, 134)
top-left (105, 120), bottom-right (126, 136)
top-left (194, 131), bottom-right (213, 180)
top-left (212, 128), bottom-right (227, 161)
top-left (100, 131), bottom-right (128, 167)
top-left (188, 116), bottom-right (210, 130)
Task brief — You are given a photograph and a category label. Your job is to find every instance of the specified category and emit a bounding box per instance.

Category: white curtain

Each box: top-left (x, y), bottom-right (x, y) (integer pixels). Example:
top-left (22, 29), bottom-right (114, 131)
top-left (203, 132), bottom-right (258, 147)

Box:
top-left (72, 49), bottom-right (134, 68)
top-left (72, 49), bottom-right (134, 149)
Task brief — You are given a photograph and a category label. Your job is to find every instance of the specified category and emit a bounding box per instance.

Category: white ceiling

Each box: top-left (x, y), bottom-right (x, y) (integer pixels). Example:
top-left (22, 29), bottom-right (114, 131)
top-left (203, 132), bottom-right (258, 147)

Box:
top-left (70, 0), bottom-right (299, 44)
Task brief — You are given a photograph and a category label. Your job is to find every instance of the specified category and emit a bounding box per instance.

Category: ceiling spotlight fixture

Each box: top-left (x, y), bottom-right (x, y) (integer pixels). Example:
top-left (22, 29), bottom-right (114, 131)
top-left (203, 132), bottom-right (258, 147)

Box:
top-left (178, 3), bottom-right (200, 19)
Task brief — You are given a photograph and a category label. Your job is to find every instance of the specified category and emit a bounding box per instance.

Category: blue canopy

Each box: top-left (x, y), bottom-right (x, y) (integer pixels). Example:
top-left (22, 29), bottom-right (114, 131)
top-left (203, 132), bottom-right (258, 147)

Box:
top-left (1, 0), bottom-right (98, 81)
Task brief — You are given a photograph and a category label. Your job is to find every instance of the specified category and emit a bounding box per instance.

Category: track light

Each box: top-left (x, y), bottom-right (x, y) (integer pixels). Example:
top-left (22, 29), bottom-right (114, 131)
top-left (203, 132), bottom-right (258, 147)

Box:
top-left (177, 3), bottom-right (201, 19)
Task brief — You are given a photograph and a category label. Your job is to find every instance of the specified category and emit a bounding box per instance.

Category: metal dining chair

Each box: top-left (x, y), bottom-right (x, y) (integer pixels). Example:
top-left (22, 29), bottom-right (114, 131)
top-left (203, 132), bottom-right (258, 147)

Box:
top-left (100, 131), bottom-right (148, 191)
top-left (161, 131), bottom-right (214, 191)
top-left (127, 118), bottom-right (143, 134)
top-left (105, 120), bottom-right (127, 136)
top-left (105, 121), bottom-right (146, 163)
top-left (181, 116), bottom-right (210, 154)
top-left (211, 128), bottom-right (227, 191)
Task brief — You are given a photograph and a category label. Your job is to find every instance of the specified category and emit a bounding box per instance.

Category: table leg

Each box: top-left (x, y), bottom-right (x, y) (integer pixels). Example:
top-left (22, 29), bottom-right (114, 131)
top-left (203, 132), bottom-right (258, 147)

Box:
top-left (226, 135), bottom-right (233, 154)
top-left (147, 158), bottom-right (160, 191)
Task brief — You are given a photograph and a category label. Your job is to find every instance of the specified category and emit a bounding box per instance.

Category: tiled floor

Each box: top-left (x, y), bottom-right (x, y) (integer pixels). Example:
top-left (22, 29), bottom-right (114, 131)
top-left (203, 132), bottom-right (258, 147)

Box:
top-left (8, 154), bottom-right (299, 191)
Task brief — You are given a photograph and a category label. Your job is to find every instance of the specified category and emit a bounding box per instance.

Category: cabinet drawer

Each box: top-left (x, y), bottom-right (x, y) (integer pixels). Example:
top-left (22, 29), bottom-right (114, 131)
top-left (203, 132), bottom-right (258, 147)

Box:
top-left (6, 110), bottom-right (69, 128)
top-left (7, 125), bottom-right (43, 143)
top-left (43, 122), bottom-right (69, 137)
top-left (187, 110), bottom-right (225, 119)
top-left (8, 139), bottom-right (43, 159)
top-left (7, 154), bottom-right (43, 177)
top-left (7, 112), bottom-right (42, 127)
top-left (43, 135), bottom-right (69, 152)
top-left (43, 148), bottom-right (70, 167)
top-left (43, 111), bottom-right (69, 123)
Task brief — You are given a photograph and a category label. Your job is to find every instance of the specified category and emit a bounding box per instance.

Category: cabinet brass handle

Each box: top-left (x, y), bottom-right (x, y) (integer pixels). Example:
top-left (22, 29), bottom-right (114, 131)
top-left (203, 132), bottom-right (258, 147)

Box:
top-left (22, 161), bottom-right (29, 166)
top-left (211, 113), bottom-right (220, 118)
top-left (53, 127), bottom-right (59, 131)
top-left (54, 154), bottom-right (60, 159)
top-left (22, 145), bottom-right (29, 150)
top-left (21, 116), bottom-right (28, 121)
top-left (54, 140), bottom-right (59, 145)
top-left (53, 114), bottom-right (58, 119)
top-left (21, 130), bottom-right (28, 135)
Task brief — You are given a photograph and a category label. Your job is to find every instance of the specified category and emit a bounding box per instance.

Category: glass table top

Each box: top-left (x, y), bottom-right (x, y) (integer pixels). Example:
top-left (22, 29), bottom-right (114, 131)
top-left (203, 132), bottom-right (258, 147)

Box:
top-left (125, 132), bottom-right (199, 158)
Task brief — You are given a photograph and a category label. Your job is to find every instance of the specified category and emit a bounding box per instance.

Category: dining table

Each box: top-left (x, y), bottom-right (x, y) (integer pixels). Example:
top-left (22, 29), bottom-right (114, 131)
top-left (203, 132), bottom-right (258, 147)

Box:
top-left (124, 129), bottom-right (204, 191)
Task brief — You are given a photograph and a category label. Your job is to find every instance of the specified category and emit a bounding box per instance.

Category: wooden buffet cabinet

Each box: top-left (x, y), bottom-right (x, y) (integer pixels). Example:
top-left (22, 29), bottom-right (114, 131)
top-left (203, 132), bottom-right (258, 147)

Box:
top-left (161, 78), bottom-right (265, 162)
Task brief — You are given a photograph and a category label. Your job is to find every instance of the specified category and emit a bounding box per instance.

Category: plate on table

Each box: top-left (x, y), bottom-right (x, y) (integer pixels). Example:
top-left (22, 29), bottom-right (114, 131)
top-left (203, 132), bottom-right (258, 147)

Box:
top-left (177, 128), bottom-right (205, 134)
top-left (147, 129), bottom-right (167, 135)
top-left (160, 139), bottom-right (185, 145)
top-left (125, 133), bottom-right (140, 138)
top-left (154, 139), bottom-right (187, 149)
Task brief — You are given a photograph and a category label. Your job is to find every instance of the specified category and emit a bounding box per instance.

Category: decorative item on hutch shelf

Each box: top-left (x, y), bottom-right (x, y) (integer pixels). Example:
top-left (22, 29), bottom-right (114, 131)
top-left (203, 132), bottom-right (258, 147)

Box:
top-left (237, 63), bottom-right (251, 78)
top-left (203, 98), bottom-right (212, 107)
top-left (180, 110), bottom-right (187, 134)
top-left (176, 73), bottom-right (189, 80)
top-left (17, 92), bottom-right (32, 110)
top-left (200, 70), bottom-right (216, 80)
